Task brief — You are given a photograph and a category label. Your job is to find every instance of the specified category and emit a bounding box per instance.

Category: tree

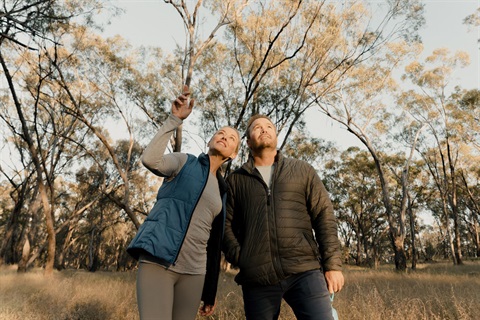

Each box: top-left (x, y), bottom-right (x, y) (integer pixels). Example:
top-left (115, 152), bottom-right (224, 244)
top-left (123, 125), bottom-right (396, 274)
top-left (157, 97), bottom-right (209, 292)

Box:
top-left (187, 1), bottom-right (424, 166)
top-left (403, 48), bottom-right (471, 265)
top-left (311, 36), bottom-right (426, 271)
top-left (324, 148), bottom-right (389, 267)
top-left (0, 0), bottom-right (125, 274)
top-left (463, 7), bottom-right (480, 44)
top-left (0, 164), bottom-right (35, 266)
top-left (47, 27), bottom-right (158, 229)
top-left (178, 0), bottom-right (426, 270)
top-left (163, 0), bottom-right (246, 151)
top-left (1, 0), bottom-right (65, 49)
top-left (0, 0), bottom-right (105, 50)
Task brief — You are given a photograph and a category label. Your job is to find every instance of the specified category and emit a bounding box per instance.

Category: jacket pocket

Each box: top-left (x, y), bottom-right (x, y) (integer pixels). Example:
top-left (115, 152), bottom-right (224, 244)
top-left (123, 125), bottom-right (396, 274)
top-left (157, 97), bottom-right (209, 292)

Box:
top-left (303, 231), bottom-right (320, 260)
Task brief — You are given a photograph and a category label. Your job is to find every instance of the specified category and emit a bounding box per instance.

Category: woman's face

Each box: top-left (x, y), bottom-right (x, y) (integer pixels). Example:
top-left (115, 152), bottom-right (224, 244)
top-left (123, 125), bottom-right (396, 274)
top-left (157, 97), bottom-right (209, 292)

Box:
top-left (208, 127), bottom-right (240, 160)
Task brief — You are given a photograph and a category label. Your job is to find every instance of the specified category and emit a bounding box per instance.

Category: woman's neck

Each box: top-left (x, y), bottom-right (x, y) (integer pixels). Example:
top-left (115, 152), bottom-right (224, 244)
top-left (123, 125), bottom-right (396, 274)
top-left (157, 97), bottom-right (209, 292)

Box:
top-left (208, 154), bottom-right (226, 174)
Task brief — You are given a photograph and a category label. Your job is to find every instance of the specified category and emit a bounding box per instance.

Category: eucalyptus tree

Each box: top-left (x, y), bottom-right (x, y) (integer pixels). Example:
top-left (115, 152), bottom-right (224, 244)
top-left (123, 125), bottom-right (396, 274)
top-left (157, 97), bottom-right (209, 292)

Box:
top-left (1, 44), bottom-right (57, 274)
top-left (309, 36), bottom-right (426, 271)
top-left (176, 0), bottom-right (426, 270)
top-left (46, 26), bottom-right (165, 230)
top-left (456, 89), bottom-right (480, 258)
top-left (464, 7), bottom-right (480, 44)
top-left (455, 89), bottom-right (480, 151)
top-left (189, 1), bottom-right (423, 141)
top-left (162, 0), bottom-right (246, 151)
top-left (0, 0), bottom-right (122, 275)
top-left (0, 133), bottom-right (36, 266)
top-left (0, 0), bottom-right (87, 49)
top-left (190, 0), bottom-right (329, 145)
top-left (324, 147), bottom-right (389, 267)
top-left (0, 45), bottom-right (91, 274)
top-left (458, 170), bottom-right (480, 258)
top-left (1, 38), bottom-right (115, 272)
top-left (402, 49), bottom-right (473, 265)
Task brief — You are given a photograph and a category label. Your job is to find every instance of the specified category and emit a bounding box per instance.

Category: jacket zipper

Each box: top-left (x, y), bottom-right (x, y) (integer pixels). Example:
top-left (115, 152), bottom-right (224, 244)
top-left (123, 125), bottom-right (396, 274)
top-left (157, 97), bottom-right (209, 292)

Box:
top-left (257, 165), bottom-right (285, 279)
top-left (267, 187), bottom-right (271, 205)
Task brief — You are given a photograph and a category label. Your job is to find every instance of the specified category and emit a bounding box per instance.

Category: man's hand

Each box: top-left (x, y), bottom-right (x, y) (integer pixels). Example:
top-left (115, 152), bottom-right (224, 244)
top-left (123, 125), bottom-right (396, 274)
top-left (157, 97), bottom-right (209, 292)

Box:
top-left (198, 301), bottom-right (216, 317)
top-left (171, 85), bottom-right (194, 120)
top-left (325, 270), bottom-right (344, 294)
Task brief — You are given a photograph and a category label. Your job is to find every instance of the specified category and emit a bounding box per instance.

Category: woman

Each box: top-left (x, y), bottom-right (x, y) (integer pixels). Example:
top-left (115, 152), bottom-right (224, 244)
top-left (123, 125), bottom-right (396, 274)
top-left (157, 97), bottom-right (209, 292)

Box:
top-left (127, 85), bottom-right (240, 319)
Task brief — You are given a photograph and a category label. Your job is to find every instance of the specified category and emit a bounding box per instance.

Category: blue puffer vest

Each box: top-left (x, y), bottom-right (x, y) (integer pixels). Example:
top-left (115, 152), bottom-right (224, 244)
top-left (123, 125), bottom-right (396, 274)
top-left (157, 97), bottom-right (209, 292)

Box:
top-left (127, 153), bottom-right (226, 267)
top-left (127, 153), bottom-right (226, 305)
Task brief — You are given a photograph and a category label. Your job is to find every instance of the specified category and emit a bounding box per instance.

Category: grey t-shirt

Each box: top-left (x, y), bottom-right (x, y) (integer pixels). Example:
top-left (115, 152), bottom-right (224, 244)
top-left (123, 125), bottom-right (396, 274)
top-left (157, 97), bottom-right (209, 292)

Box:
top-left (140, 114), bottom-right (221, 275)
top-left (257, 165), bottom-right (273, 187)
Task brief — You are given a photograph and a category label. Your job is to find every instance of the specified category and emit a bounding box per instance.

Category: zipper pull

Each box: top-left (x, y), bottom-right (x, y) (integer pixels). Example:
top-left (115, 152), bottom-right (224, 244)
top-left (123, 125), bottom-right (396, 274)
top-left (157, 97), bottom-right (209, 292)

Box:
top-left (267, 188), bottom-right (271, 206)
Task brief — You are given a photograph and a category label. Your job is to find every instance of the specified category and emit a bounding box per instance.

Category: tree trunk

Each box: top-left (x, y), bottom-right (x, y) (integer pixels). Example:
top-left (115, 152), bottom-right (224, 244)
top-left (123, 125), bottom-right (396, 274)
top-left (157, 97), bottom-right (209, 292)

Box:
top-left (392, 234), bottom-right (407, 272)
top-left (354, 134), bottom-right (408, 271)
top-left (17, 235), bottom-right (31, 273)
top-left (408, 197), bottom-right (417, 270)
top-left (39, 183), bottom-right (55, 276)
top-left (447, 141), bottom-right (463, 265)
top-left (453, 213), bottom-right (463, 265)
top-left (475, 218), bottom-right (480, 258)
top-left (88, 225), bottom-right (102, 272)
top-left (356, 236), bottom-right (362, 266)
top-left (0, 206), bottom-right (20, 265)
top-left (362, 234), bottom-right (371, 267)
top-left (56, 226), bottom-right (74, 270)
top-left (441, 197), bottom-right (457, 264)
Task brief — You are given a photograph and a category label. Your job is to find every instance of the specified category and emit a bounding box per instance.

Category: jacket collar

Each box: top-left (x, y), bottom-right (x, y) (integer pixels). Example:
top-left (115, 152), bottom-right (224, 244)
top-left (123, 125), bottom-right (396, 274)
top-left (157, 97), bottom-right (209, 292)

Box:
top-left (243, 150), bottom-right (283, 174)
top-left (198, 152), bottom-right (209, 165)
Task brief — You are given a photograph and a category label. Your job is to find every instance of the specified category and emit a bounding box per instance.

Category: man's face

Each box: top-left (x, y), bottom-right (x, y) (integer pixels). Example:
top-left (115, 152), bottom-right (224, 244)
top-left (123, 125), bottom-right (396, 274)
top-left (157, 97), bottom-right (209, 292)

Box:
top-left (247, 118), bottom-right (277, 151)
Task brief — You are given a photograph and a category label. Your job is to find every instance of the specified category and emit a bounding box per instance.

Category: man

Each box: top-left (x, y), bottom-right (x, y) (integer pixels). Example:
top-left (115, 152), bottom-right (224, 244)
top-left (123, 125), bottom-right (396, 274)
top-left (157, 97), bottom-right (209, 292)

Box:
top-left (223, 114), bottom-right (344, 320)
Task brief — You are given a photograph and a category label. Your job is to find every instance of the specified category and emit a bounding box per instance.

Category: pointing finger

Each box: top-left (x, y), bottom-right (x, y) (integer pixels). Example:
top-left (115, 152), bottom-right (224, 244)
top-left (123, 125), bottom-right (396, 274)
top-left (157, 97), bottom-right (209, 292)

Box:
top-left (183, 84), bottom-right (190, 95)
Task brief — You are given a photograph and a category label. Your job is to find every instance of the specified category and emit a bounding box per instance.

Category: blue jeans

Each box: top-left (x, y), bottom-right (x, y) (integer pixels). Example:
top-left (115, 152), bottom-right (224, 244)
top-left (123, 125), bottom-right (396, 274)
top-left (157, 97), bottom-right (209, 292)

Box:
top-left (242, 269), bottom-right (334, 320)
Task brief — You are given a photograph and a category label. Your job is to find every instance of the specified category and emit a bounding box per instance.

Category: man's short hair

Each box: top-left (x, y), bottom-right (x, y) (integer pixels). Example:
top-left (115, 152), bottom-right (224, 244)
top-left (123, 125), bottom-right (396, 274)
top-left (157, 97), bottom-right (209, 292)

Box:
top-left (245, 114), bottom-right (275, 139)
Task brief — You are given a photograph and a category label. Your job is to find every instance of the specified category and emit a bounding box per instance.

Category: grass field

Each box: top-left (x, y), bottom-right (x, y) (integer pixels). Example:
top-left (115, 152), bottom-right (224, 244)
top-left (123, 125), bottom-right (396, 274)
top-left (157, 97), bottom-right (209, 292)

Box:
top-left (1, 261), bottom-right (479, 319)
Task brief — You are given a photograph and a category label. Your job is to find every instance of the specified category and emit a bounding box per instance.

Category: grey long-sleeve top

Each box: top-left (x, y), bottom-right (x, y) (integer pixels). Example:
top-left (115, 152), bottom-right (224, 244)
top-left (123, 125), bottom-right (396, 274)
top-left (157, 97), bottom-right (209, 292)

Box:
top-left (140, 114), bottom-right (222, 275)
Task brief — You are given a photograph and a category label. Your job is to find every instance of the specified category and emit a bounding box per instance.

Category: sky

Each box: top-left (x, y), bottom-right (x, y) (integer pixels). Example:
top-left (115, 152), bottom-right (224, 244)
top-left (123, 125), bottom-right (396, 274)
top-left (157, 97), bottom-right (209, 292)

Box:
top-left (101, 0), bottom-right (480, 151)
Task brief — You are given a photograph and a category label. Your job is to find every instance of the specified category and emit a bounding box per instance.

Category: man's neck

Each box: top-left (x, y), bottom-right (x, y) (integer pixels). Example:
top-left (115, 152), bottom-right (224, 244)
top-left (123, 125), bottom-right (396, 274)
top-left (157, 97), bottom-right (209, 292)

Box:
top-left (252, 149), bottom-right (276, 166)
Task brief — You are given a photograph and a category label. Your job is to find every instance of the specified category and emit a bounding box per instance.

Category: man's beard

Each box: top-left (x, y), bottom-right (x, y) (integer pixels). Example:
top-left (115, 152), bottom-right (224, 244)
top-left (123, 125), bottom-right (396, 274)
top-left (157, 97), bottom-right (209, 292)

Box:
top-left (250, 137), bottom-right (277, 152)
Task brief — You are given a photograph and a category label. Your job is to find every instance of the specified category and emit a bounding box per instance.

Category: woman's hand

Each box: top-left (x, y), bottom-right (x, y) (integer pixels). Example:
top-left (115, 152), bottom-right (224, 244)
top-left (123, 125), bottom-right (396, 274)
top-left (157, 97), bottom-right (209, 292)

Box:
top-left (198, 300), bottom-right (216, 317)
top-left (171, 85), bottom-right (194, 120)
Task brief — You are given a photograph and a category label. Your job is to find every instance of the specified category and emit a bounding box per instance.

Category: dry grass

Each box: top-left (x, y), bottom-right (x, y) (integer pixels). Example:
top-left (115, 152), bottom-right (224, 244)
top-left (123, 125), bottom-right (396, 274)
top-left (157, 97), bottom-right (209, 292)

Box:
top-left (0, 266), bottom-right (137, 320)
top-left (1, 261), bottom-right (479, 320)
top-left (334, 262), bottom-right (480, 320)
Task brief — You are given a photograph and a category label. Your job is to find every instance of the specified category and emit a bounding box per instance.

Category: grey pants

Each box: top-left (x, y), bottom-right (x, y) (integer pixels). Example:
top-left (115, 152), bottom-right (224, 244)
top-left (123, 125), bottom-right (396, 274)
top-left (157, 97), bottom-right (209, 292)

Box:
top-left (136, 261), bottom-right (205, 320)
